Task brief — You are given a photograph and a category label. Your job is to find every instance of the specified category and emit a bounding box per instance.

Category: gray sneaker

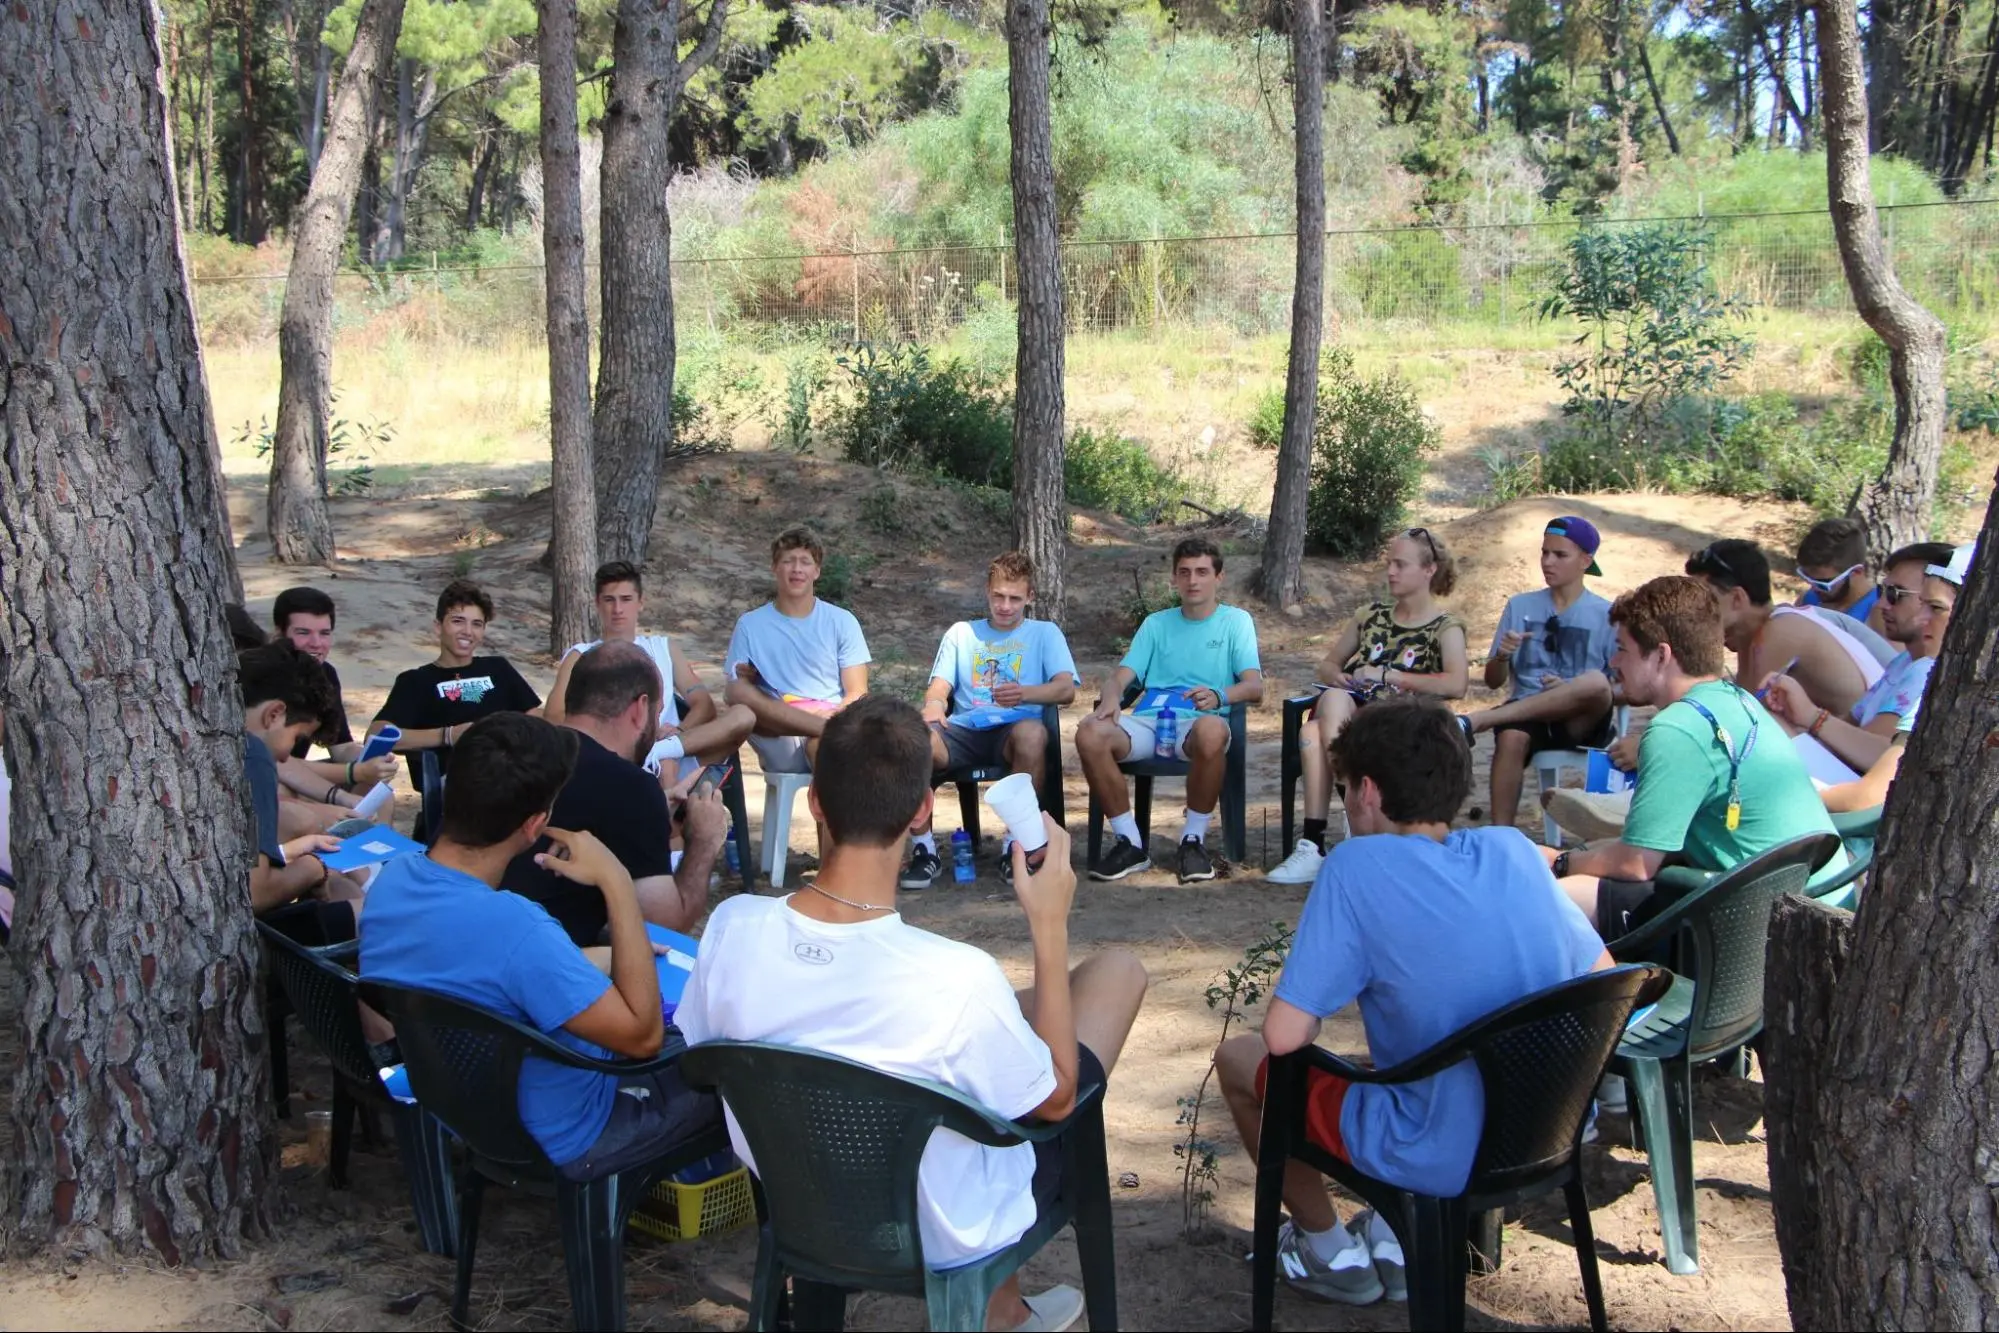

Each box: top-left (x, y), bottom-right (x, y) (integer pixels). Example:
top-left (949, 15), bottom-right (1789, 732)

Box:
top-left (1273, 1219), bottom-right (1384, 1305)
top-left (1347, 1209), bottom-right (1406, 1302)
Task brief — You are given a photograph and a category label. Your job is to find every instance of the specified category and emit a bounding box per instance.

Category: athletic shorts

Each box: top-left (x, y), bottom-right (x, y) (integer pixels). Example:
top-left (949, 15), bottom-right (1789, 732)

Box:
top-left (1117, 713), bottom-right (1231, 763)
top-left (1594, 877), bottom-right (1664, 940)
top-left (748, 733), bottom-right (812, 775)
top-left (940, 722), bottom-right (1013, 772)
top-left (1494, 709), bottom-right (1617, 757)
top-left (557, 1064), bottom-right (723, 1182)
top-left (1027, 1044), bottom-right (1109, 1222)
top-left (1254, 1054), bottom-right (1352, 1162)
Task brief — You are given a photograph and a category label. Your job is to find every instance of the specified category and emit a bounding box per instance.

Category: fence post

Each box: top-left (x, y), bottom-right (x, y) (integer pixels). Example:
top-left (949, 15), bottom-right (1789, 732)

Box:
top-left (851, 244), bottom-right (861, 343)
top-left (997, 227), bottom-right (1006, 303)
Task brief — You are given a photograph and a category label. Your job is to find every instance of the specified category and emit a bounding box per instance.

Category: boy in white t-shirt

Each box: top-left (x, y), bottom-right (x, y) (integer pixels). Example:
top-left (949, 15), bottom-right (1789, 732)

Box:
top-left (545, 561), bottom-right (756, 783)
top-left (676, 695), bottom-right (1148, 1333)
top-left (905, 550), bottom-right (1079, 890)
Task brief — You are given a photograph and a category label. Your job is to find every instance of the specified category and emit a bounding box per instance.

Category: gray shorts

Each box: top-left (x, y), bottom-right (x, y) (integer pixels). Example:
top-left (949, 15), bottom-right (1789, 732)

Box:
top-left (748, 733), bottom-right (812, 774)
top-left (557, 1064), bottom-right (722, 1182)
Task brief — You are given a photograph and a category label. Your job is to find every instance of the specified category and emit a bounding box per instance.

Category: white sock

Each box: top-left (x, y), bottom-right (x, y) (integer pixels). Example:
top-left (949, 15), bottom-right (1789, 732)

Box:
top-left (1182, 808), bottom-right (1212, 842)
top-left (1302, 1222), bottom-right (1362, 1264)
top-left (1110, 812), bottom-right (1142, 846)
top-left (913, 831), bottom-right (937, 854)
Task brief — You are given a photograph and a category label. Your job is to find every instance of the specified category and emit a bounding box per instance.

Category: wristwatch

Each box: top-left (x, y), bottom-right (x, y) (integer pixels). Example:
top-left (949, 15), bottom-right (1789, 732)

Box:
top-left (1551, 851), bottom-right (1572, 879)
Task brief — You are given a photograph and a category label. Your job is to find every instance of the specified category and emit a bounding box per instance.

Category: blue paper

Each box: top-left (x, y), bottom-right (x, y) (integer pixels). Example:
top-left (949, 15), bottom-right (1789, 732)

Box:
top-left (1137, 687), bottom-right (1198, 713)
top-left (319, 825), bottom-right (427, 872)
top-left (359, 724), bottom-right (401, 763)
top-left (648, 923), bottom-right (700, 1012)
top-left (1585, 749), bottom-right (1634, 794)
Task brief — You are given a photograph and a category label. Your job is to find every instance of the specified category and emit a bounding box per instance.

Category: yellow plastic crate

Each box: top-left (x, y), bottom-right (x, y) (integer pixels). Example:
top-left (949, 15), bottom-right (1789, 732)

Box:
top-left (630, 1164), bottom-right (755, 1243)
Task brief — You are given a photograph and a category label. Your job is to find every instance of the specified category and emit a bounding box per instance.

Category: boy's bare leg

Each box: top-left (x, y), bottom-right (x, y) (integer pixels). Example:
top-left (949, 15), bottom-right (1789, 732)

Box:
top-left (1215, 1033), bottom-right (1340, 1231)
top-left (1465, 671), bottom-right (1614, 734)
top-left (1183, 717), bottom-right (1229, 816)
top-left (1488, 728), bottom-right (1532, 831)
top-left (677, 703), bottom-right (757, 765)
top-left (1075, 716), bottom-right (1135, 818)
top-left (1299, 691), bottom-right (1356, 824)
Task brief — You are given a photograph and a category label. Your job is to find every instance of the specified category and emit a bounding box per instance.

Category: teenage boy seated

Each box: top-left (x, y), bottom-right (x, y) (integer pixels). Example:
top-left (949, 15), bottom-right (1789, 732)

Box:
top-left (1215, 697), bottom-right (1609, 1306)
top-left (676, 695), bottom-right (1148, 1333)
top-left (1794, 517), bottom-right (1882, 630)
top-left (361, 712), bottom-right (720, 1180)
top-left (503, 643), bottom-right (731, 946)
top-left (904, 550), bottom-right (1079, 890)
top-left (1686, 539), bottom-right (1892, 723)
top-left (546, 561), bottom-right (756, 783)
top-left (1075, 537), bottom-right (1263, 884)
top-left (1543, 575), bottom-right (1845, 940)
top-left (239, 644), bottom-right (368, 942)
top-left (271, 586), bottom-right (398, 835)
top-left (1459, 516), bottom-right (1617, 832)
top-left (368, 579), bottom-right (542, 774)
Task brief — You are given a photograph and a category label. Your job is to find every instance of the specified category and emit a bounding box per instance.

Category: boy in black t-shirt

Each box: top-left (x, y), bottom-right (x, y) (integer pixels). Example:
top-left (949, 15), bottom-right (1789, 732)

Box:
top-left (369, 580), bottom-right (543, 773)
top-left (271, 586), bottom-right (399, 837)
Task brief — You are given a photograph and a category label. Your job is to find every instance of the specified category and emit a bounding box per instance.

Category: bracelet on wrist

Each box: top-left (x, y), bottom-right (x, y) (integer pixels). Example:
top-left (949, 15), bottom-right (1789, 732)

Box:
top-left (1809, 708), bottom-right (1831, 738)
top-left (345, 760), bottom-right (357, 786)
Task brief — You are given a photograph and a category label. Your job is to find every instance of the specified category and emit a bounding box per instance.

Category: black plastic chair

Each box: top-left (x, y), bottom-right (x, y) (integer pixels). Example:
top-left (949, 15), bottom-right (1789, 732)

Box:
top-left (359, 980), bottom-right (729, 1332)
top-left (414, 748), bottom-right (446, 846)
top-left (257, 924), bottom-right (459, 1254)
top-left (1251, 964), bottom-right (1670, 1333)
top-left (680, 1041), bottom-right (1117, 1333)
top-left (1087, 682), bottom-right (1249, 864)
top-left (934, 700), bottom-right (1066, 843)
top-left (1278, 693), bottom-right (1320, 854)
top-left (1605, 831), bottom-right (1841, 1275)
top-left (674, 692), bottom-right (756, 889)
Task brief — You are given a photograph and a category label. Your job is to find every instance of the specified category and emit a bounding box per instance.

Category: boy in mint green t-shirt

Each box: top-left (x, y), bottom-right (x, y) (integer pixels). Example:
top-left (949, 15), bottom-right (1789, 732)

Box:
top-left (1076, 538), bottom-right (1264, 885)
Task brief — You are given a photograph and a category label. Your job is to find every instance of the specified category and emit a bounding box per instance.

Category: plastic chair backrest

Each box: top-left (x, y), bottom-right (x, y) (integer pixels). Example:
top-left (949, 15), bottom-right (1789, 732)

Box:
top-left (256, 923), bottom-right (376, 1089)
top-left (1461, 965), bottom-right (1666, 1192)
top-left (359, 980), bottom-right (569, 1171)
top-left (1622, 833), bottom-right (1840, 1059)
top-left (679, 1042), bottom-right (1034, 1287)
top-left (417, 750), bottom-right (446, 845)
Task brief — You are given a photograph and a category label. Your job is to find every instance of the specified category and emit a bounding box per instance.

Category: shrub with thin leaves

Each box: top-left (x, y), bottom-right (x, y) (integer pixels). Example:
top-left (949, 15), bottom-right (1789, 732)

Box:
top-left (829, 341), bottom-right (1014, 486)
top-left (1305, 348), bottom-right (1440, 558)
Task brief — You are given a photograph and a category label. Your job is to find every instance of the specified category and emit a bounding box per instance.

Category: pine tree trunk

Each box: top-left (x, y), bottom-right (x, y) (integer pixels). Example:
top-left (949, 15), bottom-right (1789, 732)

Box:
top-left (0, 0), bottom-right (274, 1258)
top-left (267, 0), bottom-right (407, 566)
top-left (1815, 0), bottom-right (1950, 561)
top-left (593, 0), bottom-right (729, 569)
top-left (1763, 488), bottom-right (1999, 1327)
top-left (1006, 0), bottom-right (1067, 623)
top-left (1255, 0), bottom-right (1325, 611)
top-left (540, 0), bottom-right (600, 653)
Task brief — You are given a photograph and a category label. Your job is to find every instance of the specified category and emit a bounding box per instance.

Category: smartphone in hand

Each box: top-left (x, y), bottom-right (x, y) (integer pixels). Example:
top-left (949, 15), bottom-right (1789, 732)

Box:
top-left (691, 760), bottom-right (735, 800)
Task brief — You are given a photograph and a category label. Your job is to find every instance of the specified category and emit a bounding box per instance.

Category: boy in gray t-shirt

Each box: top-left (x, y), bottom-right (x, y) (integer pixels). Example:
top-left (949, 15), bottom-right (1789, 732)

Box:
top-left (1460, 517), bottom-right (1619, 835)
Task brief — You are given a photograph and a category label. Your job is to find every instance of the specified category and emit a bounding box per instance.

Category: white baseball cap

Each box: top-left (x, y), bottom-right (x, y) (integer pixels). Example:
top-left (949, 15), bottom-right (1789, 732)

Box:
top-left (1927, 541), bottom-right (1978, 587)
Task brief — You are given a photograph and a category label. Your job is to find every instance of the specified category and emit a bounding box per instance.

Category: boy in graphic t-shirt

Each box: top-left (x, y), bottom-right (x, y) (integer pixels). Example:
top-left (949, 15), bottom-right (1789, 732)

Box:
top-left (903, 551), bottom-right (1079, 890)
top-left (369, 579), bottom-right (542, 774)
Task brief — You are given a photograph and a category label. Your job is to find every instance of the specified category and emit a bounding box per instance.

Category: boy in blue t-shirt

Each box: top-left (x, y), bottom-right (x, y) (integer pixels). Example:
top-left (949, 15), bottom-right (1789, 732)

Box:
top-left (1076, 537), bottom-right (1263, 885)
top-left (1216, 697), bottom-right (1608, 1307)
top-left (360, 712), bottom-right (718, 1179)
top-left (903, 551), bottom-right (1079, 889)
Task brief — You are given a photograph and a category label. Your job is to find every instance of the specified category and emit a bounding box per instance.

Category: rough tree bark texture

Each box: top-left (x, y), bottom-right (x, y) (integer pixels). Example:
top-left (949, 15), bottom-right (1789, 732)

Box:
top-left (593, 0), bottom-right (728, 569)
top-left (1815, 0), bottom-right (1951, 561)
top-left (1765, 483), bottom-right (1999, 1327)
top-left (265, 0), bottom-right (407, 566)
top-left (0, 0), bottom-right (274, 1257)
top-left (540, 0), bottom-right (600, 653)
top-left (1254, 0), bottom-right (1325, 610)
top-left (1006, 0), bottom-right (1067, 623)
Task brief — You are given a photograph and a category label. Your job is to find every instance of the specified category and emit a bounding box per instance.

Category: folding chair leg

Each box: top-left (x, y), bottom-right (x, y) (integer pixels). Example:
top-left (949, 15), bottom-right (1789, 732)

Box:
top-left (790, 1278), bottom-right (848, 1331)
top-left (1067, 1101), bottom-right (1120, 1333)
top-left (1467, 1206), bottom-right (1503, 1275)
top-left (329, 1082), bottom-right (356, 1189)
top-left (1404, 1195), bottom-right (1465, 1333)
top-left (556, 1178), bottom-right (629, 1332)
top-left (450, 1173), bottom-right (485, 1331)
top-left (1134, 776), bottom-right (1153, 848)
top-left (1566, 1178), bottom-right (1610, 1333)
top-left (1248, 1134), bottom-right (1289, 1331)
top-left (1626, 1056), bottom-right (1700, 1274)
top-left (390, 1104), bottom-right (458, 1257)
top-left (745, 1233), bottom-right (785, 1332)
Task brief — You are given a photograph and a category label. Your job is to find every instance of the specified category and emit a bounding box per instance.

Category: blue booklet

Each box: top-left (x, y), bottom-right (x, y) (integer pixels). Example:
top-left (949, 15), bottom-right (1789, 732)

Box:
top-left (1136, 686), bottom-right (1198, 713)
top-left (319, 825), bottom-right (427, 872)
top-left (649, 923), bottom-right (700, 1015)
top-left (358, 724), bottom-right (401, 763)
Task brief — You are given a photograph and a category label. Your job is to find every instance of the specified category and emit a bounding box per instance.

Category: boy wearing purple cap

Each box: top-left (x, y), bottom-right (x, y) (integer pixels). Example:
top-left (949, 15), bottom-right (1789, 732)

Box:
top-left (1459, 516), bottom-right (1618, 835)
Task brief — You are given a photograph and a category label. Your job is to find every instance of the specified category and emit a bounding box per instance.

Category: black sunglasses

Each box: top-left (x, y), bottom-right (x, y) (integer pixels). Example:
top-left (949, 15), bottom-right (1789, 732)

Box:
top-left (1543, 615), bottom-right (1562, 653)
top-left (1689, 544), bottom-right (1734, 577)
top-left (1406, 527), bottom-right (1441, 563)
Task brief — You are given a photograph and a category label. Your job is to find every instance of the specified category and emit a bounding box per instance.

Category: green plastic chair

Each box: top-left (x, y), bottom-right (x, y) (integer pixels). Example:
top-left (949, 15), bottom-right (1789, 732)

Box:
top-left (679, 1042), bottom-right (1117, 1332)
top-left (1606, 831), bottom-right (1842, 1275)
top-left (1807, 804), bottom-right (1882, 910)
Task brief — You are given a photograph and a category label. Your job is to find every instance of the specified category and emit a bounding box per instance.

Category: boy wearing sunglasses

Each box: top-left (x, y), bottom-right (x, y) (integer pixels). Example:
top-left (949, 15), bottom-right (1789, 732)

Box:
top-left (1457, 516), bottom-right (1618, 834)
top-left (1794, 517), bottom-right (1883, 631)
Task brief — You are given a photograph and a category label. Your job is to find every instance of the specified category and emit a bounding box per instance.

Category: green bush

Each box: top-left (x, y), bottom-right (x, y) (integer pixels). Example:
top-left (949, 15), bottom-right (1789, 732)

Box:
top-left (1065, 427), bottom-right (1189, 522)
top-left (1305, 347), bottom-right (1440, 558)
top-left (829, 342), bottom-right (1014, 486)
top-left (1246, 386), bottom-right (1286, 451)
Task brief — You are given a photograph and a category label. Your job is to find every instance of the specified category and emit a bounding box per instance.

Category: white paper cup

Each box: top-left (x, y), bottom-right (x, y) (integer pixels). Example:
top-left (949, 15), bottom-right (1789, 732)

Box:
top-left (984, 773), bottom-right (1049, 855)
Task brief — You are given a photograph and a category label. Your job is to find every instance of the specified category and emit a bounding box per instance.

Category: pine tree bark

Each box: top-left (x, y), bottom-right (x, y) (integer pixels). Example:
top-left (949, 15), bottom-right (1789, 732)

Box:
top-left (593, 0), bottom-right (728, 569)
top-left (266, 0), bottom-right (408, 565)
top-left (1813, 0), bottom-right (1950, 561)
top-left (1765, 485), bottom-right (1999, 1327)
top-left (540, 0), bottom-right (600, 653)
top-left (1, 0), bottom-right (274, 1257)
top-left (1006, 0), bottom-right (1067, 623)
top-left (1255, 0), bottom-right (1325, 611)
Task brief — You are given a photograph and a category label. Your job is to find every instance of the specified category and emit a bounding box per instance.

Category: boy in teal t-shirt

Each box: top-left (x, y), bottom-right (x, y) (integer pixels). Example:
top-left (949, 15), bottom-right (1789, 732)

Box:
top-left (1075, 538), bottom-right (1264, 885)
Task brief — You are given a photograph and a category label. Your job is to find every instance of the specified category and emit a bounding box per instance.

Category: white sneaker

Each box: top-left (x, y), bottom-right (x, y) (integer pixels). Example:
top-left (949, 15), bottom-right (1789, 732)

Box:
top-left (1012, 1284), bottom-right (1084, 1332)
top-left (1266, 839), bottom-right (1325, 885)
top-left (1597, 1072), bottom-right (1628, 1112)
top-left (1544, 789), bottom-right (1632, 843)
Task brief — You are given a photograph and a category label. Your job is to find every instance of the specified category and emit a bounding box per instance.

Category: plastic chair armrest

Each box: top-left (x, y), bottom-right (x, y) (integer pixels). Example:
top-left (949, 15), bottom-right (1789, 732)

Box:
top-left (1829, 805), bottom-right (1883, 839)
top-left (1003, 1080), bottom-right (1108, 1143)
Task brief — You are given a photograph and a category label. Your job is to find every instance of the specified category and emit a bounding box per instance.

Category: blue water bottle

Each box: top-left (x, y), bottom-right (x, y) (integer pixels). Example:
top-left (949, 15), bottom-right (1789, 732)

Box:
top-left (723, 837), bottom-right (741, 877)
top-left (1154, 705), bottom-right (1178, 759)
top-left (951, 829), bottom-right (977, 883)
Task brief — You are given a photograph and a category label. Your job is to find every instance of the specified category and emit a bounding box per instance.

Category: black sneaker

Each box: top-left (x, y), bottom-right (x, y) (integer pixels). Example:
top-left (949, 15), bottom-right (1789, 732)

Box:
top-left (900, 844), bottom-right (941, 891)
top-left (1177, 837), bottom-right (1216, 883)
top-left (1089, 837), bottom-right (1151, 882)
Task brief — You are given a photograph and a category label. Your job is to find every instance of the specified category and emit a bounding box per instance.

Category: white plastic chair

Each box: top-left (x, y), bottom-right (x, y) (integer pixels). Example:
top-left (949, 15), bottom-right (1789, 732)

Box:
top-left (1535, 706), bottom-right (1632, 847)
top-left (759, 771), bottom-right (815, 889)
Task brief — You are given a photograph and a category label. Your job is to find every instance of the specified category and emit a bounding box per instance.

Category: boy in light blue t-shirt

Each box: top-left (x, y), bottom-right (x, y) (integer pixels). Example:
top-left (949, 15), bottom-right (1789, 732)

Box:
top-left (1217, 698), bottom-right (1609, 1307)
top-left (1075, 537), bottom-right (1263, 885)
top-left (904, 551), bottom-right (1079, 889)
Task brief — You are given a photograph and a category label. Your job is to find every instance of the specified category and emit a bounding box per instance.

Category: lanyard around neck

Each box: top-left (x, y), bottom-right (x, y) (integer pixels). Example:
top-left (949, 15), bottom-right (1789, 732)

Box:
top-left (1681, 686), bottom-right (1758, 831)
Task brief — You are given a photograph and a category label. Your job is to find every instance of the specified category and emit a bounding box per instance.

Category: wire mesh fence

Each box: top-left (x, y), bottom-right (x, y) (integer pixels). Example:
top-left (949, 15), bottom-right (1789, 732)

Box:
top-left (190, 198), bottom-right (1999, 349)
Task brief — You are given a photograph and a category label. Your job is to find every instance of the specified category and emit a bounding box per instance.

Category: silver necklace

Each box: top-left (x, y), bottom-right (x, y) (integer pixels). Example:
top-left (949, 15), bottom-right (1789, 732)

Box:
top-left (802, 880), bottom-right (898, 914)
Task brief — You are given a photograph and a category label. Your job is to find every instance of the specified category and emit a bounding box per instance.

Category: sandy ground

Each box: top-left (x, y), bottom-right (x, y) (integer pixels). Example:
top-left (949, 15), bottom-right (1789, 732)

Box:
top-left (0, 452), bottom-right (1838, 1331)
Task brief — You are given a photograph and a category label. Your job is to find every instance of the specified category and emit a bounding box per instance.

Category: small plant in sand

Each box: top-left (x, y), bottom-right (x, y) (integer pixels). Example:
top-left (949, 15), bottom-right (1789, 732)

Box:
top-left (1175, 921), bottom-right (1292, 1238)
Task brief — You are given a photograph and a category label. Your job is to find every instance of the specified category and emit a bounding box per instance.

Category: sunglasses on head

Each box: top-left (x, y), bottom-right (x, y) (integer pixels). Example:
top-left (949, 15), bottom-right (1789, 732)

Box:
top-left (1405, 527), bottom-right (1440, 563)
top-left (1689, 544), bottom-right (1734, 577)
top-left (1796, 563), bottom-right (1864, 594)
